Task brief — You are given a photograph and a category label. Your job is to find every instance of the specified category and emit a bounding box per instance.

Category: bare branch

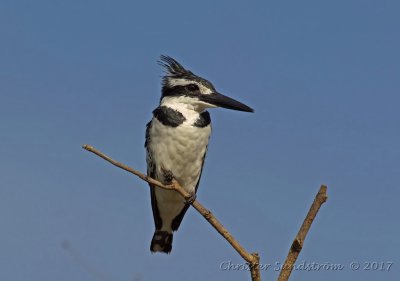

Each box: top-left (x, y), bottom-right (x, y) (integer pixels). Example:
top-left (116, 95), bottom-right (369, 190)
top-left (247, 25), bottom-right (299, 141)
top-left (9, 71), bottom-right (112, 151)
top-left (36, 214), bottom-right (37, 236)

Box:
top-left (82, 144), bottom-right (261, 281)
top-left (277, 185), bottom-right (328, 281)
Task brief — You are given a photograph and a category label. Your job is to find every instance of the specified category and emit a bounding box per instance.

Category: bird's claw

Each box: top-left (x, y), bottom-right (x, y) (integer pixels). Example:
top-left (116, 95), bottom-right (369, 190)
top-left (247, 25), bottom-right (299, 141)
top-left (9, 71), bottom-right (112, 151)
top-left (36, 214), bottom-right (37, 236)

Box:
top-left (160, 166), bottom-right (174, 184)
top-left (185, 193), bottom-right (197, 204)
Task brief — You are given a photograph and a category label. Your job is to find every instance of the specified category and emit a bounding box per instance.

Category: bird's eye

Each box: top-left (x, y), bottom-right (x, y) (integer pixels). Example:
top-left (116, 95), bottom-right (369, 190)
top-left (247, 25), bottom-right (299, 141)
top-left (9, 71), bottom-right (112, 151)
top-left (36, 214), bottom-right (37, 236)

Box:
top-left (187, 84), bottom-right (199, 91)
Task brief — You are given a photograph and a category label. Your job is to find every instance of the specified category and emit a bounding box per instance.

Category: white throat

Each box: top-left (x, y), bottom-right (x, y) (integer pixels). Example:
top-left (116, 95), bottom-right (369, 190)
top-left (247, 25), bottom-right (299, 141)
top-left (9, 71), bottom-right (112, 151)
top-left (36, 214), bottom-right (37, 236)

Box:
top-left (160, 96), bottom-right (215, 115)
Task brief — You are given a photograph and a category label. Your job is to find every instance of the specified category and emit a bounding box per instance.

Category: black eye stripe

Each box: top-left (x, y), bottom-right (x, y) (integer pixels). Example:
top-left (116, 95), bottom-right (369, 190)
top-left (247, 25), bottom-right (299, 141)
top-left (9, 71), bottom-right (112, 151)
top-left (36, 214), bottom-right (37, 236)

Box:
top-left (187, 84), bottom-right (199, 91)
top-left (161, 85), bottom-right (200, 100)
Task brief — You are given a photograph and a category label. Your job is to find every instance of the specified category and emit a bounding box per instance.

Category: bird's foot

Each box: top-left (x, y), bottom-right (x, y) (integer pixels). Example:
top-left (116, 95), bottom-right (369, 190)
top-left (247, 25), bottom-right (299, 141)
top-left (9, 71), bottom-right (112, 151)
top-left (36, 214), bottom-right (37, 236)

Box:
top-left (185, 193), bottom-right (197, 204)
top-left (160, 166), bottom-right (174, 184)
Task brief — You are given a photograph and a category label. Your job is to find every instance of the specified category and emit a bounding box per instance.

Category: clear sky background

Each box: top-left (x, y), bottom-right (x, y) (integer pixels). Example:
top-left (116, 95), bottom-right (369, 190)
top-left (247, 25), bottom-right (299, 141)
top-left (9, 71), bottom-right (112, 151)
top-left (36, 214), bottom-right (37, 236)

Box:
top-left (1, 1), bottom-right (399, 281)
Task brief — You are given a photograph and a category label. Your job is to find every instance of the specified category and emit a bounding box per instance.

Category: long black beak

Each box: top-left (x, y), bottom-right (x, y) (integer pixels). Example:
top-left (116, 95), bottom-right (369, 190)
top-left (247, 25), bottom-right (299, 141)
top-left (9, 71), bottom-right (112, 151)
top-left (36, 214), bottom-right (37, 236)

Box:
top-left (200, 92), bottom-right (254, 112)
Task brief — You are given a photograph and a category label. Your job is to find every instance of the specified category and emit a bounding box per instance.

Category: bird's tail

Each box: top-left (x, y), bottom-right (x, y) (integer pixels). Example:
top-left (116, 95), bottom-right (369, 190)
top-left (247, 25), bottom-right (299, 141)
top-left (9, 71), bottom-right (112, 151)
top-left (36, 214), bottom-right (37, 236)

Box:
top-left (150, 230), bottom-right (173, 254)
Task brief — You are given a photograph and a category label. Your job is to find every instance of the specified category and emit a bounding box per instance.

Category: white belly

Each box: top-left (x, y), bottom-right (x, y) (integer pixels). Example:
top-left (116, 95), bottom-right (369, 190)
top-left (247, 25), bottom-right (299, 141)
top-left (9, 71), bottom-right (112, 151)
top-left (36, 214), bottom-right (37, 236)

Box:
top-left (148, 118), bottom-right (211, 193)
top-left (148, 118), bottom-right (211, 232)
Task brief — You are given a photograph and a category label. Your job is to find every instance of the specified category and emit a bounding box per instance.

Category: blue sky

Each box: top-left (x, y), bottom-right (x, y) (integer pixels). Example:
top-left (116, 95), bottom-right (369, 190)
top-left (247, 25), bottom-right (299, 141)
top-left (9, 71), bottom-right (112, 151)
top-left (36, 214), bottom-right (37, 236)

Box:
top-left (1, 1), bottom-right (399, 280)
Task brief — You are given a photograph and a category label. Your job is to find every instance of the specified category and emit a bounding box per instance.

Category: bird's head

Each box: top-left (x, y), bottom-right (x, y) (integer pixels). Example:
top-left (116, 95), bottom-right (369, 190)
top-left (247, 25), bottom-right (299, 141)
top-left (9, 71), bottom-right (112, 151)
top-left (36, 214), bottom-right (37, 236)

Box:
top-left (158, 55), bottom-right (253, 113)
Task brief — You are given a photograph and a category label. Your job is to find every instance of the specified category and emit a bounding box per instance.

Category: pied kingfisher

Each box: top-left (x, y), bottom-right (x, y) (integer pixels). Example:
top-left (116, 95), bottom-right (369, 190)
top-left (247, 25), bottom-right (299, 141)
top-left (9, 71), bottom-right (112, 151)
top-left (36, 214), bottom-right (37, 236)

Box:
top-left (145, 55), bottom-right (253, 253)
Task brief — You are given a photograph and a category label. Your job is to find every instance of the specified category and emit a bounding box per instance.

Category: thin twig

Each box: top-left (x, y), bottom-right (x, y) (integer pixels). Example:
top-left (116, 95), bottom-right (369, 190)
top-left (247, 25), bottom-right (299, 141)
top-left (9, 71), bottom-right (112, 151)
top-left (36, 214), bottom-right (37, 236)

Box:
top-left (82, 144), bottom-right (261, 281)
top-left (277, 185), bottom-right (328, 281)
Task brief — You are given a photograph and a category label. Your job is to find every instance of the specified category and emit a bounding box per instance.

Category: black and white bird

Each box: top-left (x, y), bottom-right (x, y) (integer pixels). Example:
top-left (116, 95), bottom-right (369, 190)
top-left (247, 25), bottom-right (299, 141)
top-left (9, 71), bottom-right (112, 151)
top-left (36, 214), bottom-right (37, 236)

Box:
top-left (145, 56), bottom-right (253, 253)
